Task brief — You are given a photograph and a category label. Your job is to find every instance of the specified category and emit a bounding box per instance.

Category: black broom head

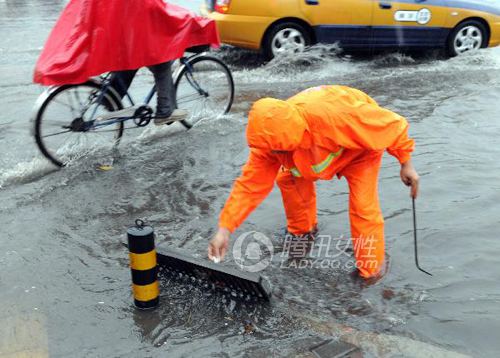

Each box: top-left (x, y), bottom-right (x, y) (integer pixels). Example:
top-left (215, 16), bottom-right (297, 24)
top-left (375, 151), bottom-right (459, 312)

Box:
top-left (156, 246), bottom-right (272, 301)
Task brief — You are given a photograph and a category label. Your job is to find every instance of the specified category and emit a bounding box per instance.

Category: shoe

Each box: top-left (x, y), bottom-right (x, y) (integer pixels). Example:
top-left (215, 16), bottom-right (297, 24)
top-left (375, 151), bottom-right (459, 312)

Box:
top-left (280, 225), bottom-right (318, 239)
top-left (154, 109), bottom-right (188, 125)
top-left (97, 105), bottom-right (141, 121)
top-left (350, 254), bottom-right (390, 286)
top-left (283, 231), bottom-right (316, 259)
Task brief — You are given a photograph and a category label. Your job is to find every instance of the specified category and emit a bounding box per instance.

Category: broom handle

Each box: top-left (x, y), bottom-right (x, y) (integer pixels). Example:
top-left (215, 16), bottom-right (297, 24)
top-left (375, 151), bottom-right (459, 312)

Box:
top-left (413, 198), bottom-right (432, 276)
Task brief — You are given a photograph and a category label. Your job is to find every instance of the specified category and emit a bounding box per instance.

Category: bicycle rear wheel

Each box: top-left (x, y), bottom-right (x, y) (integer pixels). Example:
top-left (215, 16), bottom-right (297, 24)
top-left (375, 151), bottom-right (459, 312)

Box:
top-left (34, 82), bottom-right (124, 167)
top-left (174, 55), bottom-right (234, 129)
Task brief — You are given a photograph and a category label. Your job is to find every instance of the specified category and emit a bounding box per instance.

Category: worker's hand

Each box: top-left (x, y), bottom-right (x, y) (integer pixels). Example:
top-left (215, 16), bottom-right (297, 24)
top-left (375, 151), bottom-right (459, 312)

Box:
top-left (208, 227), bottom-right (230, 263)
top-left (400, 160), bottom-right (419, 198)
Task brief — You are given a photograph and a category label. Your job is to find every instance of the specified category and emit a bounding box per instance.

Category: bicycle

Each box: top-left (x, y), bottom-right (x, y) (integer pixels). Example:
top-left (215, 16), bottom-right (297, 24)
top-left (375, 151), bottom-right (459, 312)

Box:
top-left (32, 47), bottom-right (234, 167)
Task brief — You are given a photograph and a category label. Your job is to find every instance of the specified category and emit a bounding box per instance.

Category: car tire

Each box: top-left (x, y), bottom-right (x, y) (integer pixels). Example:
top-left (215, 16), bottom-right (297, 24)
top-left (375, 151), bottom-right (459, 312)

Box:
top-left (263, 22), bottom-right (312, 60)
top-left (446, 20), bottom-right (488, 57)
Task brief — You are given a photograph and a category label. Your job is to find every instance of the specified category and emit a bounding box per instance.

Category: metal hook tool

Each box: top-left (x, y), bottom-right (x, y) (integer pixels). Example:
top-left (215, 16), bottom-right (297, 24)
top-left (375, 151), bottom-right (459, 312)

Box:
top-left (412, 198), bottom-right (432, 276)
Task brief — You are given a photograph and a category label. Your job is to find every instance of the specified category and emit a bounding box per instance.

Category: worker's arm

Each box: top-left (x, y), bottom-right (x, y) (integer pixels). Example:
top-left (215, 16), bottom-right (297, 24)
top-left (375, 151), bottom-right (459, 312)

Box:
top-left (208, 149), bottom-right (281, 261)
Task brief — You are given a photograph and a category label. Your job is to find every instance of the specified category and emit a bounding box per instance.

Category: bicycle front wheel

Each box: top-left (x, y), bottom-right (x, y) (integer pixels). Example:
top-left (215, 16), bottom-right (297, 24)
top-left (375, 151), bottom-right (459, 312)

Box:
top-left (174, 55), bottom-right (234, 129)
top-left (34, 82), bottom-right (124, 167)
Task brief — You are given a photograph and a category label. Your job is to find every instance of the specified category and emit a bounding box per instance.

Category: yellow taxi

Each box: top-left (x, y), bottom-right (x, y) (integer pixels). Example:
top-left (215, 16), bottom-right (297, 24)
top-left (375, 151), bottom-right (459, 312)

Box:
top-left (205, 0), bottom-right (500, 59)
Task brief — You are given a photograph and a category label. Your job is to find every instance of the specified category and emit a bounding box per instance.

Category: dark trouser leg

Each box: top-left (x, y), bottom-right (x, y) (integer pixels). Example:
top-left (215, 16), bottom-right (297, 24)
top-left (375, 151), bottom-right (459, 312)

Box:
top-left (148, 61), bottom-right (175, 117)
top-left (109, 70), bottom-right (138, 99)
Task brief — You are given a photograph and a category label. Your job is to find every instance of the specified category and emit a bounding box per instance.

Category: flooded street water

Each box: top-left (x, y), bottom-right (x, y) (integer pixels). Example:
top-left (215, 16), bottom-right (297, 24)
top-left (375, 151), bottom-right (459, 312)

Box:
top-left (2, 1), bottom-right (500, 357)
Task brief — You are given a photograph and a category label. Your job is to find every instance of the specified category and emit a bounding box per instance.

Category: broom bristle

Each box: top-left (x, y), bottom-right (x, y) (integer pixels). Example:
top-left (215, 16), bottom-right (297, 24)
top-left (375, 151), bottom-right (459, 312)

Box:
top-left (156, 247), bottom-right (272, 301)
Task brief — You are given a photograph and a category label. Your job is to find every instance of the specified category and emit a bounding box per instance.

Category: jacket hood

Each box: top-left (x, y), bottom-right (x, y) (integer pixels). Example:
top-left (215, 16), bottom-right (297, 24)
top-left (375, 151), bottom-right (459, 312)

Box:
top-left (246, 98), bottom-right (308, 151)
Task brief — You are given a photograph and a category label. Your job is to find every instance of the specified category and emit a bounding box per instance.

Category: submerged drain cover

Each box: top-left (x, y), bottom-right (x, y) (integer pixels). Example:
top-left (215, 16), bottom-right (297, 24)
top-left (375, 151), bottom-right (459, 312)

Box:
top-left (310, 339), bottom-right (362, 358)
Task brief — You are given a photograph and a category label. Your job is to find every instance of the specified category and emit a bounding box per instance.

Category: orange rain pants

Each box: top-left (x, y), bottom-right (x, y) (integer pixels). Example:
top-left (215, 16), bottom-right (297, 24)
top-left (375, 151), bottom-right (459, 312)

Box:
top-left (276, 150), bottom-right (384, 277)
top-left (219, 85), bottom-right (414, 278)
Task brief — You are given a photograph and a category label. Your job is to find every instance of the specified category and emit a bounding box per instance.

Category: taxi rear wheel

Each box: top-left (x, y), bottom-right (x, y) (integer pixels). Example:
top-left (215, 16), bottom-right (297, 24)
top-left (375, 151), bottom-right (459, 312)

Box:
top-left (263, 22), bottom-right (312, 60)
top-left (447, 20), bottom-right (488, 57)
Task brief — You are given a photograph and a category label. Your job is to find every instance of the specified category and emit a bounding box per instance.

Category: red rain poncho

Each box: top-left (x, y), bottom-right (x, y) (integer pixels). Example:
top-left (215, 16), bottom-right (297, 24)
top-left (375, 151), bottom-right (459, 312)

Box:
top-left (34, 0), bottom-right (220, 86)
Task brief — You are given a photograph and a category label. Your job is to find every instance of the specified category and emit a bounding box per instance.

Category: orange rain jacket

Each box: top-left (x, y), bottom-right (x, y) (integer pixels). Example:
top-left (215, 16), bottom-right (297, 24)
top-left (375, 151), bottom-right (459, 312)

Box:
top-left (219, 85), bottom-right (414, 233)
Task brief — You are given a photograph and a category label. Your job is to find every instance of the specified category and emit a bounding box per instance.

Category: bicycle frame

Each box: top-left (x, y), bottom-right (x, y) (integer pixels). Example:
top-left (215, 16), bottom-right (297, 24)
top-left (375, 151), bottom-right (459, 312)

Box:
top-left (87, 53), bottom-right (208, 130)
top-left (86, 73), bottom-right (153, 130)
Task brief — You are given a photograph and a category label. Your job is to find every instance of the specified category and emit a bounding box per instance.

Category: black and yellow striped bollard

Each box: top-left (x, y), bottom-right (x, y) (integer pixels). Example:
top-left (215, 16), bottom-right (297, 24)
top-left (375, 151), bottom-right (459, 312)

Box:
top-left (127, 219), bottom-right (159, 309)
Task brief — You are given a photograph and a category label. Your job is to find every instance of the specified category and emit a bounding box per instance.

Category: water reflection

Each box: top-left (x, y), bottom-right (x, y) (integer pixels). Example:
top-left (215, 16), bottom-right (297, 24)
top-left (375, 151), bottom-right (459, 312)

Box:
top-left (1, 0), bottom-right (500, 356)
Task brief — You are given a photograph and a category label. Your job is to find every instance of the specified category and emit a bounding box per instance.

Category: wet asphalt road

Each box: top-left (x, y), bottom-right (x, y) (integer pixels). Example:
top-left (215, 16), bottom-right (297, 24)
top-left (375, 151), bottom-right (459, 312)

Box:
top-left (1, 1), bottom-right (500, 357)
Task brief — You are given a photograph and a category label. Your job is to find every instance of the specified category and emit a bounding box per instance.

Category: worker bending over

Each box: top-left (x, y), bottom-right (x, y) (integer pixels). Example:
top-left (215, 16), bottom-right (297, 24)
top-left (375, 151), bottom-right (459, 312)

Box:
top-left (209, 85), bottom-right (419, 279)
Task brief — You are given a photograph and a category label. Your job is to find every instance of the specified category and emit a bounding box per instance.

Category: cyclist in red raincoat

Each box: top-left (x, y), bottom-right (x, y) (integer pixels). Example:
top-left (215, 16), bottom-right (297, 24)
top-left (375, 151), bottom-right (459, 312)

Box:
top-left (34, 0), bottom-right (220, 124)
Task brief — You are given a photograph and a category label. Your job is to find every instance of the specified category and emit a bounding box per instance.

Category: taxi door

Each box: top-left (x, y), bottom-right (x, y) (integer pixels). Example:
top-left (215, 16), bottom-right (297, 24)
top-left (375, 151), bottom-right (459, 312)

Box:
top-left (371, 0), bottom-right (449, 47)
top-left (299, 0), bottom-right (374, 47)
